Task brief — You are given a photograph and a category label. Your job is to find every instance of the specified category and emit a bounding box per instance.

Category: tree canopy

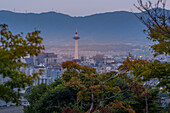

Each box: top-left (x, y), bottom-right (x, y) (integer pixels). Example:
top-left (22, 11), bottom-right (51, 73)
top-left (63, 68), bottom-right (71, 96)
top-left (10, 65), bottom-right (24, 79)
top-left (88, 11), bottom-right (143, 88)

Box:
top-left (62, 61), bottom-right (135, 113)
top-left (0, 24), bottom-right (45, 104)
top-left (118, 0), bottom-right (170, 94)
top-left (134, 0), bottom-right (170, 57)
top-left (25, 79), bottom-right (79, 113)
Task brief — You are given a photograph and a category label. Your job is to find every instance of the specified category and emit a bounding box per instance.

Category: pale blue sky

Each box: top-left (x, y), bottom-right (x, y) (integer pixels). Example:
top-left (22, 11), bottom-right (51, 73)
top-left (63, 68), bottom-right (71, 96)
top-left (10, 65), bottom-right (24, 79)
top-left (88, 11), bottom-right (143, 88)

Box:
top-left (0, 0), bottom-right (169, 16)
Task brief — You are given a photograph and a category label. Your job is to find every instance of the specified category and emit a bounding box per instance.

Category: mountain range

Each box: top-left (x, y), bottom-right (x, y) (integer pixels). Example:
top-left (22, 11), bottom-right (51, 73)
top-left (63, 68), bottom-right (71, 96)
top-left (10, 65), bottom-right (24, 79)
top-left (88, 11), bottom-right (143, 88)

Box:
top-left (0, 10), bottom-right (168, 46)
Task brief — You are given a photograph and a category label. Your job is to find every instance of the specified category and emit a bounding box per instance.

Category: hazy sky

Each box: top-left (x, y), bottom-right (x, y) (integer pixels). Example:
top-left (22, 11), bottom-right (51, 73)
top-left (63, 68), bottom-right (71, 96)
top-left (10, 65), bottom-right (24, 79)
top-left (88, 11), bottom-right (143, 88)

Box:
top-left (0, 0), bottom-right (169, 16)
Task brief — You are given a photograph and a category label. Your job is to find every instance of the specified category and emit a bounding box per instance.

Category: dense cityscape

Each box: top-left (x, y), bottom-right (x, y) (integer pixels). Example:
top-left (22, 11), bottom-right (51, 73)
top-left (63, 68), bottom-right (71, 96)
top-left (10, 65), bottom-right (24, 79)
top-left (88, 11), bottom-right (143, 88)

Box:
top-left (0, 39), bottom-right (169, 109)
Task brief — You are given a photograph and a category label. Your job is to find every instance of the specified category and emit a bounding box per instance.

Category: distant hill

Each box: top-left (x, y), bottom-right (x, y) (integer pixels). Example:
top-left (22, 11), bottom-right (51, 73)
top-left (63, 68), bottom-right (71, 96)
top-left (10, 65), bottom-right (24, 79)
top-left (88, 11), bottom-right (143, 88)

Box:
top-left (0, 10), bottom-right (169, 46)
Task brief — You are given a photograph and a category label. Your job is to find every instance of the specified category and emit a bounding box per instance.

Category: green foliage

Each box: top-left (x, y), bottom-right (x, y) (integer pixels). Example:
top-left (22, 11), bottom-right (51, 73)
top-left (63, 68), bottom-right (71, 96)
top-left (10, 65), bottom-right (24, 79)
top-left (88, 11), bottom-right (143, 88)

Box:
top-left (118, 57), bottom-right (169, 111)
top-left (119, 55), bottom-right (170, 93)
top-left (62, 61), bottom-right (121, 103)
top-left (24, 79), bottom-right (79, 113)
top-left (135, 0), bottom-right (170, 57)
top-left (126, 0), bottom-right (170, 94)
top-left (0, 24), bottom-right (45, 104)
top-left (24, 71), bottom-right (164, 113)
top-left (24, 83), bottom-right (48, 113)
top-left (130, 88), bottom-right (163, 113)
top-left (147, 27), bottom-right (170, 57)
top-left (36, 85), bottom-right (78, 113)
top-left (105, 100), bottom-right (135, 113)
top-left (104, 78), bottom-right (164, 113)
top-left (62, 61), bottom-right (135, 113)
top-left (27, 84), bottom-right (48, 105)
top-left (118, 1), bottom-right (170, 112)
top-left (109, 79), bottom-right (163, 113)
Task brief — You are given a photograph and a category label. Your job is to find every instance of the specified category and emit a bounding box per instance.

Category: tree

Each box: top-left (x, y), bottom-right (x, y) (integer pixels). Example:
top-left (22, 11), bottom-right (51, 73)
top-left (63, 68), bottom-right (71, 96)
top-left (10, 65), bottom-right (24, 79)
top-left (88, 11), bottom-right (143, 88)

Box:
top-left (0, 24), bottom-right (45, 104)
top-left (118, 57), bottom-right (169, 92)
top-left (134, 0), bottom-right (170, 57)
top-left (25, 83), bottom-right (48, 113)
top-left (129, 83), bottom-right (163, 113)
top-left (118, 0), bottom-right (169, 112)
top-left (104, 78), bottom-right (163, 113)
top-left (118, 0), bottom-right (169, 92)
top-left (62, 61), bottom-right (134, 113)
top-left (25, 79), bottom-right (79, 113)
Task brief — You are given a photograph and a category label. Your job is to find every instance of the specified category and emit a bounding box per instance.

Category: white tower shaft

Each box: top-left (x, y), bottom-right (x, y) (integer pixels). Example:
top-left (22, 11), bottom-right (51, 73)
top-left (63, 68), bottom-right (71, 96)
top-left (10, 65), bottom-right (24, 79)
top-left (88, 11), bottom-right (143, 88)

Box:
top-left (75, 40), bottom-right (78, 59)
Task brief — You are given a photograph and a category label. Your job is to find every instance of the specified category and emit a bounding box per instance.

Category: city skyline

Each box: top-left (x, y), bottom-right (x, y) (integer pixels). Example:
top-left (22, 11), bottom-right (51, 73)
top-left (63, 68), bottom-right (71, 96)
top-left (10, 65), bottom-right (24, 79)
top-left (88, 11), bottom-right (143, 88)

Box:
top-left (0, 0), bottom-right (170, 16)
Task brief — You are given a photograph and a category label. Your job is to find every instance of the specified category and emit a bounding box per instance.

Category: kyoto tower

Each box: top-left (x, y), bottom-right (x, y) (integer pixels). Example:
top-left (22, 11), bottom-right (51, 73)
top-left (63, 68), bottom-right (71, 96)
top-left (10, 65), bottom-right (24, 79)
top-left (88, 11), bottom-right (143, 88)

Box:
top-left (73, 28), bottom-right (80, 61)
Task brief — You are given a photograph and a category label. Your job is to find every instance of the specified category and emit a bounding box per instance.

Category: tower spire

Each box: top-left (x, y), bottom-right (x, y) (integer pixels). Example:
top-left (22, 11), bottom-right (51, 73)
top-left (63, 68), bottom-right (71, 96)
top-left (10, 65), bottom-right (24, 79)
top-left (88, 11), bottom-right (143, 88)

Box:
top-left (75, 28), bottom-right (78, 36)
